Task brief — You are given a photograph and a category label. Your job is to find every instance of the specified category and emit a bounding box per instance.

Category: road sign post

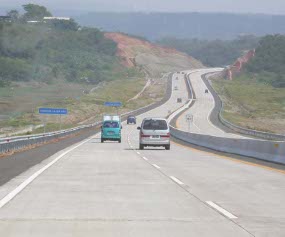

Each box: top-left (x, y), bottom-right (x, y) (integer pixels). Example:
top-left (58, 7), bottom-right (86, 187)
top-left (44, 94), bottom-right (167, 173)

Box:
top-left (185, 114), bottom-right (193, 132)
top-left (39, 108), bottom-right (68, 132)
top-left (104, 102), bottom-right (122, 115)
top-left (59, 114), bottom-right (62, 131)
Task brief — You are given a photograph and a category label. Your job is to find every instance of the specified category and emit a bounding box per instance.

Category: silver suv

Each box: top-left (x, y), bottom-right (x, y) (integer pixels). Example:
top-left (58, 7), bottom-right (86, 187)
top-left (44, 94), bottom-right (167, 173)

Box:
top-left (137, 118), bottom-right (170, 150)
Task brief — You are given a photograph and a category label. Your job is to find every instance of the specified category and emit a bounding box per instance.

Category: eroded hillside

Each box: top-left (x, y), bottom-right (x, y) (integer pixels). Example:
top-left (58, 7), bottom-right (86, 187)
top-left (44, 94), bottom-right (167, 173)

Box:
top-left (105, 33), bottom-right (204, 77)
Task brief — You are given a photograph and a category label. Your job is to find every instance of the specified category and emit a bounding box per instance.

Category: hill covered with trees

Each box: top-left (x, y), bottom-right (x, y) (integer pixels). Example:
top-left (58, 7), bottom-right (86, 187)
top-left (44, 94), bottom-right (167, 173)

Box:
top-left (0, 4), bottom-right (120, 87)
top-left (245, 34), bottom-right (285, 88)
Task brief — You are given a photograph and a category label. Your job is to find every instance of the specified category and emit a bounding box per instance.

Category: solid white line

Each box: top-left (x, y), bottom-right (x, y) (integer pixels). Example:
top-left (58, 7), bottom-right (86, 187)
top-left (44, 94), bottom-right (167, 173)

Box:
top-left (206, 201), bottom-right (238, 219)
top-left (152, 164), bottom-right (161, 169)
top-left (142, 157), bottom-right (148, 161)
top-left (0, 138), bottom-right (92, 209)
top-left (170, 176), bottom-right (184, 185)
top-left (137, 152), bottom-right (141, 155)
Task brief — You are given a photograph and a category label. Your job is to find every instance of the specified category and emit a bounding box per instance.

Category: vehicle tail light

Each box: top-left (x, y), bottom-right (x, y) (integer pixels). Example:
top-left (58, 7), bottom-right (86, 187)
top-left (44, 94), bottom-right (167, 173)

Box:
top-left (140, 132), bottom-right (150, 138)
top-left (161, 133), bottom-right (170, 138)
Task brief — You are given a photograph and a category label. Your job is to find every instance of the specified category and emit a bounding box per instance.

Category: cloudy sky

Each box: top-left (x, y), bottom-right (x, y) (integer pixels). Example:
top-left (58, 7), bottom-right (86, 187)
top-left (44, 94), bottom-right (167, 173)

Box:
top-left (1, 0), bottom-right (285, 14)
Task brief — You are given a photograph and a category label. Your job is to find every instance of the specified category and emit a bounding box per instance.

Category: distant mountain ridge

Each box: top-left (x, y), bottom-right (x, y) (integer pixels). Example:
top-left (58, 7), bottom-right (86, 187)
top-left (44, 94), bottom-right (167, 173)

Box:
top-left (75, 12), bottom-right (285, 40)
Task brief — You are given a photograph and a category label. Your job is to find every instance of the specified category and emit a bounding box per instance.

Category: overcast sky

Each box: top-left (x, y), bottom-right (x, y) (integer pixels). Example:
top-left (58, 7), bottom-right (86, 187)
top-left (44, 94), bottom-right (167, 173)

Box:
top-left (1, 0), bottom-right (285, 15)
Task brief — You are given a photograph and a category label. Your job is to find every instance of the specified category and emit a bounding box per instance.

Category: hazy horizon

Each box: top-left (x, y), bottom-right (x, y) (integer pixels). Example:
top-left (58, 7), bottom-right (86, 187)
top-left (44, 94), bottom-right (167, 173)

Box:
top-left (1, 0), bottom-right (285, 15)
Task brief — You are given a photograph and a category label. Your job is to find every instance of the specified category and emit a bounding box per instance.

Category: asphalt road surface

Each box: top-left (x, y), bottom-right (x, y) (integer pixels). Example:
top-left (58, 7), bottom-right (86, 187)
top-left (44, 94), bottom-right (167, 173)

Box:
top-left (0, 70), bottom-right (284, 236)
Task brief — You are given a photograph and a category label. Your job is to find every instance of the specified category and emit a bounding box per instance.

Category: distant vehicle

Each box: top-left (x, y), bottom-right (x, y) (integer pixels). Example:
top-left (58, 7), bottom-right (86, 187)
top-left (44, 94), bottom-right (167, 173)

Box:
top-left (137, 118), bottom-right (170, 150)
top-left (127, 115), bottom-right (136, 124)
top-left (205, 89), bottom-right (209, 93)
top-left (101, 115), bottom-right (122, 143)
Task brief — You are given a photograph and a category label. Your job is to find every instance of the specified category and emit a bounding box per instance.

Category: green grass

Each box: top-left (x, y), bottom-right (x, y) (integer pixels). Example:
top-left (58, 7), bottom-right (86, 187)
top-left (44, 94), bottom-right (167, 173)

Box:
top-left (212, 74), bottom-right (285, 133)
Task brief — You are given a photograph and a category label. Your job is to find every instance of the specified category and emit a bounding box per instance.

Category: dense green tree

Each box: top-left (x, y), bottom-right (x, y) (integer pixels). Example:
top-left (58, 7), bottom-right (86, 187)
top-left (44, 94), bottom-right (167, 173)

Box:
top-left (49, 19), bottom-right (79, 31)
top-left (245, 35), bottom-right (285, 87)
top-left (0, 57), bottom-right (32, 81)
top-left (22, 4), bottom-right (52, 21)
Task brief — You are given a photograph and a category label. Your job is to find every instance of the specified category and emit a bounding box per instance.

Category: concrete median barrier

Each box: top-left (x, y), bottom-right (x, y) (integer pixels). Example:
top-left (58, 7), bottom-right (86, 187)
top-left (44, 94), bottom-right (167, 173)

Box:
top-left (170, 126), bottom-right (285, 165)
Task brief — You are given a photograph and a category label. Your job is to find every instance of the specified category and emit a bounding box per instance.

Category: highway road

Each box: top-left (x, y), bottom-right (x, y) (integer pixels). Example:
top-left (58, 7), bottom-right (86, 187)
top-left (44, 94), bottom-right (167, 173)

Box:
top-left (0, 69), bottom-right (285, 236)
top-left (176, 70), bottom-right (244, 138)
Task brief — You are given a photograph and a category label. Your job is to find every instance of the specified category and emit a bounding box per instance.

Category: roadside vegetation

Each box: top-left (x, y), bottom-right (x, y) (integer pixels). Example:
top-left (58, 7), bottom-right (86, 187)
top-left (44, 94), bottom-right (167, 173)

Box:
top-left (0, 4), bottom-right (152, 135)
top-left (212, 35), bottom-right (285, 134)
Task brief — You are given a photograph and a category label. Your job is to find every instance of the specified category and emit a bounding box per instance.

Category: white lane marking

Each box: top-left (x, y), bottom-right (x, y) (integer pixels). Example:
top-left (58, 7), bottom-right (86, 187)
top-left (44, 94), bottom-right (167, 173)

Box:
top-left (137, 152), bottom-right (141, 155)
top-left (191, 116), bottom-right (202, 132)
top-left (0, 137), bottom-right (92, 209)
top-left (206, 106), bottom-right (226, 134)
top-left (170, 176), bottom-right (184, 185)
top-left (193, 122), bottom-right (202, 131)
top-left (206, 201), bottom-right (238, 219)
top-left (152, 164), bottom-right (161, 169)
top-left (142, 157), bottom-right (148, 161)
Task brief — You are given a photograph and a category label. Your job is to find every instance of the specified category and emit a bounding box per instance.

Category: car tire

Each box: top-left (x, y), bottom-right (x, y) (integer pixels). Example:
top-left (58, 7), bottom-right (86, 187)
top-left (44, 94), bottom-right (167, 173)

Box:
top-left (139, 144), bottom-right (144, 150)
top-left (118, 139), bottom-right (121, 143)
top-left (101, 139), bottom-right (104, 143)
top-left (165, 145), bottom-right (170, 150)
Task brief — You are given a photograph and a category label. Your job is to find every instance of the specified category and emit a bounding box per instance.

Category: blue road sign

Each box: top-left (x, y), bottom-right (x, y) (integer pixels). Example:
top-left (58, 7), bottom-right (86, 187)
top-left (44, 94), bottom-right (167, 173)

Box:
top-left (39, 108), bottom-right (68, 115)
top-left (104, 102), bottom-right (122, 107)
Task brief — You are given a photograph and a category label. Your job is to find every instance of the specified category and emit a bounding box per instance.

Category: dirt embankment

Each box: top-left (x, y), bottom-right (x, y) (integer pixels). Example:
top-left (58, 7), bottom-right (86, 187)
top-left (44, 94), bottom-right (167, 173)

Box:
top-left (105, 33), bottom-right (204, 77)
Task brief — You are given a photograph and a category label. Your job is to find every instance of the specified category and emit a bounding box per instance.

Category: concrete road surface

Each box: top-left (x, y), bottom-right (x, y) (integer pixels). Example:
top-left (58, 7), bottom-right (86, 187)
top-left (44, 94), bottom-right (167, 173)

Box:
top-left (176, 70), bottom-right (244, 138)
top-left (0, 70), bottom-right (284, 236)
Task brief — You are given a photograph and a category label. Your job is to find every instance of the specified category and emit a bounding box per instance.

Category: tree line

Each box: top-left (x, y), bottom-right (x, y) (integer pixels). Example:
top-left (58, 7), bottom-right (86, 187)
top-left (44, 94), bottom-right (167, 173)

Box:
top-left (157, 35), bottom-right (260, 67)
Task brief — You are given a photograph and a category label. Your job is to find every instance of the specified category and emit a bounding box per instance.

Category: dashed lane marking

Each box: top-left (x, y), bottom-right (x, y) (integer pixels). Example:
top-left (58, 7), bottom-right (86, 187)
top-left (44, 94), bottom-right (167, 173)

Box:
top-left (152, 164), bottom-right (161, 169)
top-left (206, 201), bottom-right (238, 219)
top-left (170, 176), bottom-right (184, 185)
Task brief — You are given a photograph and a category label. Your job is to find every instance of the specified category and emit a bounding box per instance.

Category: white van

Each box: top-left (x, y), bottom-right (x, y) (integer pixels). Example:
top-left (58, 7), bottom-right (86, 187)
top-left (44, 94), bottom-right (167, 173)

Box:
top-left (137, 118), bottom-right (170, 150)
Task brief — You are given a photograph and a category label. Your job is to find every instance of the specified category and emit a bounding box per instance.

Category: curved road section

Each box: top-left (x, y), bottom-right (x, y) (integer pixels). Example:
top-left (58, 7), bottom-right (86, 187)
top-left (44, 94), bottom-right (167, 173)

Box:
top-left (0, 72), bottom-right (284, 236)
top-left (176, 69), bottom-right (244, 138)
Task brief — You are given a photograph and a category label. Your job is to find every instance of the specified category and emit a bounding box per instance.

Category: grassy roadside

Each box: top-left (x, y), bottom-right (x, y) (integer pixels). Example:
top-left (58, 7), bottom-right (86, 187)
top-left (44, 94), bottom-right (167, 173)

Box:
top-left (1, 72), bottom-right (167, 136)
top-left (212, 75), bottom-right (285, 134)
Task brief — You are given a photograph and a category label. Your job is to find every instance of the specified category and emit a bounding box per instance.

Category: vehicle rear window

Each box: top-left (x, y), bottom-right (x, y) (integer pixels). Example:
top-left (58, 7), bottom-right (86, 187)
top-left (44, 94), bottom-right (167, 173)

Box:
top-left (142, 119), bottom-right (168, 130)
top-left (103, 121), bottom-right (119, 128)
